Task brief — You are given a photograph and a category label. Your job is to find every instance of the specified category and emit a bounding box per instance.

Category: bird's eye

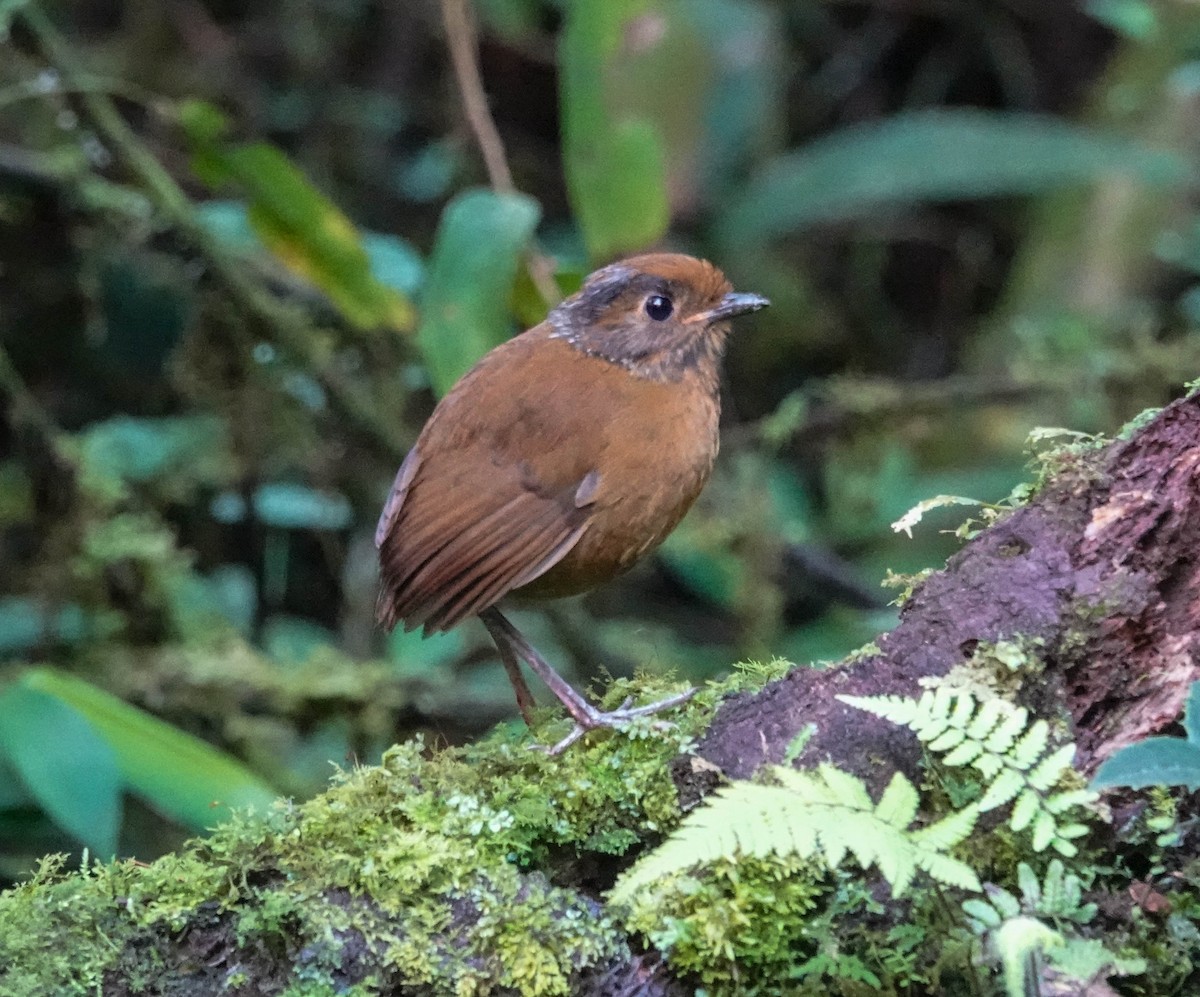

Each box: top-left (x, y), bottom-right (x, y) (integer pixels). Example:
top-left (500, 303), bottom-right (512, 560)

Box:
top-left (645, 294), bottom-right (674, 321)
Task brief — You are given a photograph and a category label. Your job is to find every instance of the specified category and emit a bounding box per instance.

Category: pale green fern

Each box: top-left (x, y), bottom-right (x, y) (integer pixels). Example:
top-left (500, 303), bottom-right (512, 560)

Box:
top-left (962, 860), bottom-right (1145, 997)
top-left (838, 687), bottom-right (1095, 855)
top-left (609, 764), bottom-right (981, 904)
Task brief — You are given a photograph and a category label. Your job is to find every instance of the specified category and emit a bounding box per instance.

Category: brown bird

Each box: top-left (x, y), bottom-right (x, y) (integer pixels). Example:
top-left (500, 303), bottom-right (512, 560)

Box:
top-left (376, 253), bottom-right (768, 752)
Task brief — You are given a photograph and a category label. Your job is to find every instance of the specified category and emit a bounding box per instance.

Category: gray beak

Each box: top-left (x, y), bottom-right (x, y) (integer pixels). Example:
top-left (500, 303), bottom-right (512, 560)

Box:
top-left (699, 291), bottom-right (771, 325)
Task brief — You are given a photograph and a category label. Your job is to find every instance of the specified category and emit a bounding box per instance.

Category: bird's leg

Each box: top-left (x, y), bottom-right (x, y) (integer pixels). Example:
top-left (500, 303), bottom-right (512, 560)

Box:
top-left (479, 609), bottom-right (538, 727)
top-left (478, 607), bottom-right (697, 754)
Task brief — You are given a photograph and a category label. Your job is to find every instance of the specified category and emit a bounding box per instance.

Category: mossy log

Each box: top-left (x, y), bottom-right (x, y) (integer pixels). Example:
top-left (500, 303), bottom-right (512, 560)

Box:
top-left (2, 393), bottom-right (1198, 997)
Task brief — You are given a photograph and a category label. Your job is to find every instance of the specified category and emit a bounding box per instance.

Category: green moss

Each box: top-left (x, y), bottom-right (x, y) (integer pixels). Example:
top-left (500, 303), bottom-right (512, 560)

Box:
top-left (621, 853), bottom-right (827, 994)
top-left (0, 671), bottom-right (732, 996)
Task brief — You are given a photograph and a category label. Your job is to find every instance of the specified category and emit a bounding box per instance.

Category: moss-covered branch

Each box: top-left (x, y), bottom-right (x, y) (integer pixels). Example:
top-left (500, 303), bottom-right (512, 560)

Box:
top-left (4, 393), bottom-right (1200, 995)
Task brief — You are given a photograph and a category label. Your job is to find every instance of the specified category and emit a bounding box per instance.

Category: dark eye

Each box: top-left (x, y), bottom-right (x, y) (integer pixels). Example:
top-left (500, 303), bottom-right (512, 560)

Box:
top-left (645, 294), bottom-right (674, 321)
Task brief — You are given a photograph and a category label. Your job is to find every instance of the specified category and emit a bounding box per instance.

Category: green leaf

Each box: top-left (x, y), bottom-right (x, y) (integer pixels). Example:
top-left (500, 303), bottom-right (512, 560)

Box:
top-left (1010, 789), bottom-right (1040, 833)
top-left (1031, 810), bottom-right (1057, 852)
top-left (996, 917), bottom-right (1063, 997)
top-left (262, 614), bottom-right (337, 667)
top-left (977, 768), bottom-right (1024, 812)
top-left (0, 1), bottom-right (33, 33)
top-left (387, 625), bottom-right (467, 676)
top-left (874, 772), bottom-right (919, 829)
top-left (610, 765), bottom-right (980, 904)
top-left (1091, 736), bottom-right (1200, 791)
top-left (0, 681), bottom-right (121, 855)
top-left (0, 597), bottom-right (90, 655)
top-left (720, 110), bottom-right (1190, 248)
top-left (963, 898), bottom-right (1002, 930)
top-left (210, 483), bottom-right (353, 530)
top-left (201, 201), bottom-right (425, 299)
top-left (20, 668), bottom-right (276, 831)
top-left (1184, 680), bottom-right (1200, 744)
top-left (1086, 0), bottom-right (1159, 39)
top-left (170, 564), bottom-right (257, 637)
top-left (559, 0), bottom-right (671, 259)
top-left (658, 519), bottom-right (743, 609)
top-left (683, 0), bottom-right (785, 196)
top-left (361, 231), bottom-right (426, 297)
top-left (416, 188), bottom-right (541, 395)
top-left (76, 415), bottom-right (229, 489)
top-left (181, 100), bottom-right (415, 331)
top-left (255, 483), bottom-right (352, 530)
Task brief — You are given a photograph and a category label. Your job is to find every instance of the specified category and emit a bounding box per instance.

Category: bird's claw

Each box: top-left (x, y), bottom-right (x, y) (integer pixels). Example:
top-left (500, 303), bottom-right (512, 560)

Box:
top-left (528, 686), bottom-right (698, 755)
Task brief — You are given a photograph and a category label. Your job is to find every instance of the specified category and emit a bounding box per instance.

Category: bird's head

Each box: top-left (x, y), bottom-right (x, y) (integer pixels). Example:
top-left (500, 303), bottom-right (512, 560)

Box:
top-left (548, 253), bottom-right (769, 382)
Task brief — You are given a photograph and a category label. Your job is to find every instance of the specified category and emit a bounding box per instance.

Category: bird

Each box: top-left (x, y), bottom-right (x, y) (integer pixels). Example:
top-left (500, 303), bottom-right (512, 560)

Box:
top-left (376, 252), bottom-right (769, 753)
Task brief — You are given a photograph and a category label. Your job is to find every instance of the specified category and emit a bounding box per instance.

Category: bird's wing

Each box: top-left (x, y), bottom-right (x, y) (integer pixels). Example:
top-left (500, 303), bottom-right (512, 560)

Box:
top-left (374, 445), bottom-right (421, 550)
top-left (376, 333), bottom-right (603, 634)
top-left (376, 444), bottom-right (597, 633)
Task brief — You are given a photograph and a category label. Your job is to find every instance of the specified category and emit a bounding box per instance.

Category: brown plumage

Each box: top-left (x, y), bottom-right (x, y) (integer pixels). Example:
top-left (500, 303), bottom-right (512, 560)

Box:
top-left (376, 253), bottom-right (768, 752)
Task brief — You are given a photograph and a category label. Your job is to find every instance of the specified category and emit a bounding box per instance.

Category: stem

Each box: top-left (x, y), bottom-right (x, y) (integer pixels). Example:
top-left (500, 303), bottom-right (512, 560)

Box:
top-left (437, 0), bottom-right (560, 309)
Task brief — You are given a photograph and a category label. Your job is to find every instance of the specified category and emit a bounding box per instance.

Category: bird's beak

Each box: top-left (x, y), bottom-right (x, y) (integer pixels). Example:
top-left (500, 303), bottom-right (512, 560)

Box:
top-left (693, 291), bottom-right (771, 325)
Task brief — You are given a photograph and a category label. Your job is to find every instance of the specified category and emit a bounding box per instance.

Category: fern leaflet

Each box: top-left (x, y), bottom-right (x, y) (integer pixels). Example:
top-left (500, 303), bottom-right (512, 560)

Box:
top-left (839, 689), bottom-right (1096, 856)
top-left (609, 764), bottom-right (981, 904)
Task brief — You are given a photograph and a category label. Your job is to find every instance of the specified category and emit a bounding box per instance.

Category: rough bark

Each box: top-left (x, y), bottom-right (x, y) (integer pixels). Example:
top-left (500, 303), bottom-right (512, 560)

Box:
top-left (687, 392), bottom-right (1200, 799)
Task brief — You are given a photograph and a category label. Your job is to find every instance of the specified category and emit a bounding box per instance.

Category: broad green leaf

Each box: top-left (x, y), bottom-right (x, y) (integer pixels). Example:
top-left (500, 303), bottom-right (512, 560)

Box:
top-left (0, 681), bottom-right (121, 855)
top-left (559, 0), bottom-right (671, 259)
top-left (1086, 0), bottom-right (1159, 39)
top-left (181, 100), bottom-right (415, 331)
top-left (1092, 736), bottom-right (1200, 791)
top-left (22, 669), bottom-right (276, 830)
top-left (416, 188), bottom-right (541, 395)
top-left (1184, 680), bottom-right (1200, 743)
top-left (255, 483), bottom-right (352, 530)
top-left (0, 758), bottom-right (35, 809)
top-left (361, 232), bottom-right (426, 297)
top-left (720, 110), bottom-right (1190, 248)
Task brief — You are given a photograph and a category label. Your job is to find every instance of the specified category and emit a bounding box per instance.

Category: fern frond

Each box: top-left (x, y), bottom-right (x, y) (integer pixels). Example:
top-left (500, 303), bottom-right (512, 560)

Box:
top-left (1009, 789), bottom-right (1040, 832)
top-left (912, 802), bottom-right (978, 852)
top-left (609, 765), bottom-right (983, 905)
top-left (839, 687), bottom-right (1097, 855)
top-left (1028, 744), bottom-right (1075, 790)
top-left (1010, 720), bottom-right (1050, 769)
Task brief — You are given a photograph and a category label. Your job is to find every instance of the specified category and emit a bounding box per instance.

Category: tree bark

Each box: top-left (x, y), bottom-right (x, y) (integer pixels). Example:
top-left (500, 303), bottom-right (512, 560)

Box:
top-left (686, 392), bottom-right (1200, 798)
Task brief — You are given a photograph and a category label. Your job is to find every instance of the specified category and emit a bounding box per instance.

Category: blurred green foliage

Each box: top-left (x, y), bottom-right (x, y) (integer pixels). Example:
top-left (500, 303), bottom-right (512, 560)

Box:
top-left (417, 187), bottom-right (541, 394)
top-left (1, 0), bottom-right (1199, 876)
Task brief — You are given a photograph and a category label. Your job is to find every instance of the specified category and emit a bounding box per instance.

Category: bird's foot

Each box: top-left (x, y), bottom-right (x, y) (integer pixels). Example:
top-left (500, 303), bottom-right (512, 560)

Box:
top-left (532, 687), bottom-right (698, 755)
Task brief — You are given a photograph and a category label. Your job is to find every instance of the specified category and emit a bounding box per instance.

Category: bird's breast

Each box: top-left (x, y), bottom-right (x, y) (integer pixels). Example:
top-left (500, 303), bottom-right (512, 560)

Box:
top-left (514, 365), bottom-right (721, 601)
